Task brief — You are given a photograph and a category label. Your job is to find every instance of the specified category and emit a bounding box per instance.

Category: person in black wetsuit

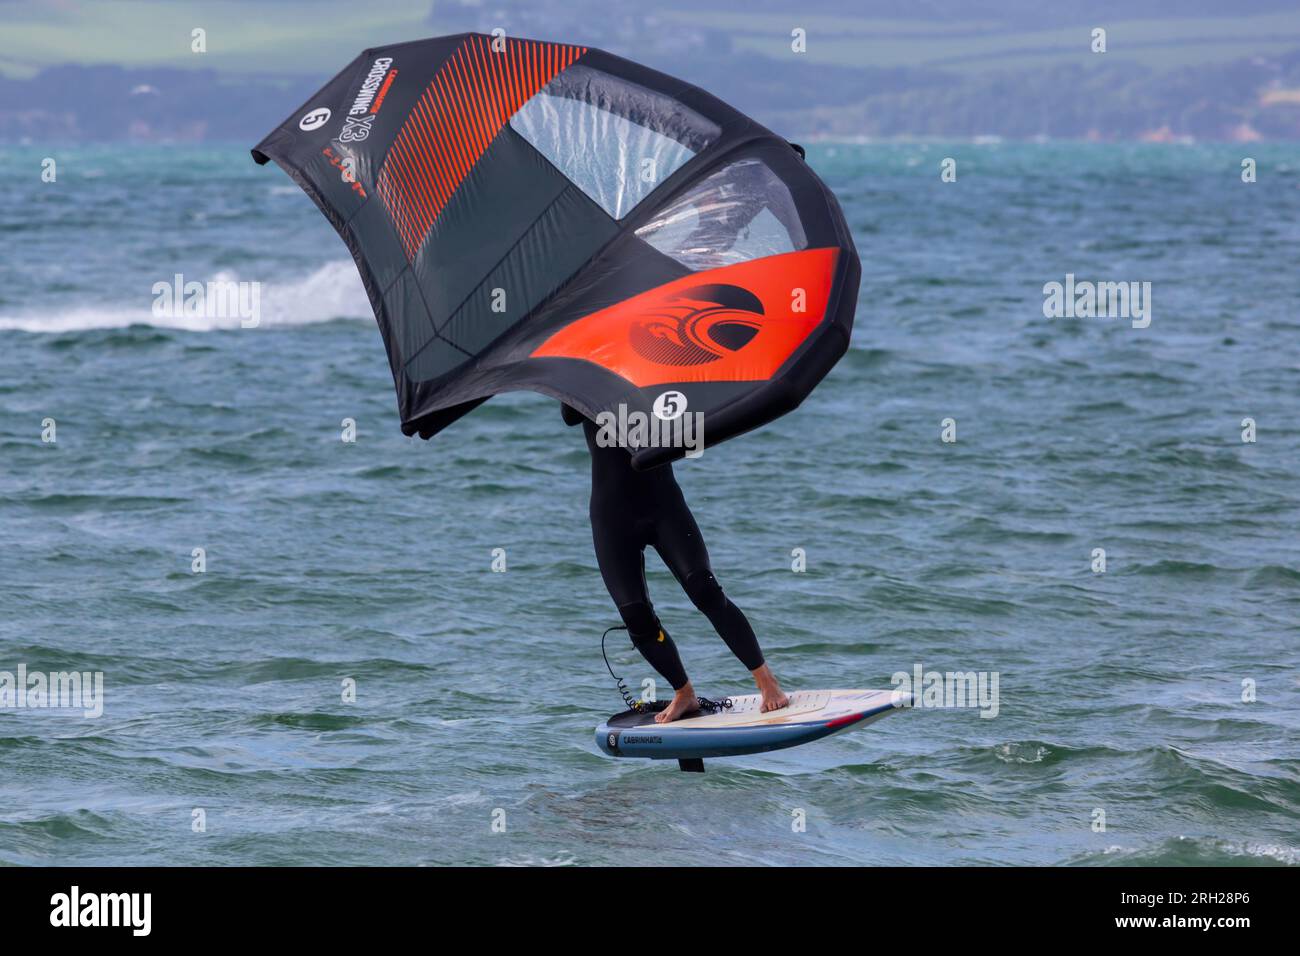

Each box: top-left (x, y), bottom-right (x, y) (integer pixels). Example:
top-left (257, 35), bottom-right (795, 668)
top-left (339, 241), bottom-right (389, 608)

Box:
top-left (564, 403), bottom-right (789, 723)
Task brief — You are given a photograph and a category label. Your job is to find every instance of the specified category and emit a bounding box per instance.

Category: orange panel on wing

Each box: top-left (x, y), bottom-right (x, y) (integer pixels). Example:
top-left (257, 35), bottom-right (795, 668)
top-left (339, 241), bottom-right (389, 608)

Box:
top-left (532, 248), bottom-right (839, 387)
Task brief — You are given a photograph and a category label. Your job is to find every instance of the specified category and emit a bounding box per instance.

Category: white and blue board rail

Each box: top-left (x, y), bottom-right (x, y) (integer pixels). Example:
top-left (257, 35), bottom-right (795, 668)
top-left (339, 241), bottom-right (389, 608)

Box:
top-left (596, 688), bottom-right (910, 771)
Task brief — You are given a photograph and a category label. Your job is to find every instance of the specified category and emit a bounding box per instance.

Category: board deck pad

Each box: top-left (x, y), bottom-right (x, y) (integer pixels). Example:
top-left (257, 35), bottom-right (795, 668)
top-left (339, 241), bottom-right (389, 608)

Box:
top-left (596, 688), bottom-right (910, 767)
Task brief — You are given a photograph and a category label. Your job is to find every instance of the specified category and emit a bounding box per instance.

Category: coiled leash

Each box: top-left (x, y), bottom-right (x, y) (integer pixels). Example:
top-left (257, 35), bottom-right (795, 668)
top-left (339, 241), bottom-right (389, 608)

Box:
top-left (601, 625), bottom-right (642, 712)
top-left (601, 624), bottom-right (733, 715)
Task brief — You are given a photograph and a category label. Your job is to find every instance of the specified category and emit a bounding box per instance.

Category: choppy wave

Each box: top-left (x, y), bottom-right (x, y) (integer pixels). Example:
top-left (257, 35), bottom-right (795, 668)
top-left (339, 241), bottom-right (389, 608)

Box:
top-left (0, 260), bottom-right (369, 333)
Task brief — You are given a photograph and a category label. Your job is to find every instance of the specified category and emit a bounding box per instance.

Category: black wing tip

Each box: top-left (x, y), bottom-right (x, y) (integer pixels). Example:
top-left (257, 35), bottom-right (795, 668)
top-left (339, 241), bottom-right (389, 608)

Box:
top-left (251, 147), bottom-right (271, 165)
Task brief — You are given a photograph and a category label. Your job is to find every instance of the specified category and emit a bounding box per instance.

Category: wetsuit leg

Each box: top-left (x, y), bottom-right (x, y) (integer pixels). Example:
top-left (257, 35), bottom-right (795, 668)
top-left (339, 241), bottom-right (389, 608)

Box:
top-left (651, 494), bottom-right (765, 672)
top-left (591, 511), bottom-right (689, 690)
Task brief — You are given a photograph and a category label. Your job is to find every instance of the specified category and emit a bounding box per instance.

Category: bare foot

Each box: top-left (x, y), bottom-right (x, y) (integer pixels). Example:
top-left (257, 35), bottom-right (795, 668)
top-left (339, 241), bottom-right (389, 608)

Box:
top-left (655, 682), bottom-right (698, 723)
top-left (752, 663), bottom-right (789, 712)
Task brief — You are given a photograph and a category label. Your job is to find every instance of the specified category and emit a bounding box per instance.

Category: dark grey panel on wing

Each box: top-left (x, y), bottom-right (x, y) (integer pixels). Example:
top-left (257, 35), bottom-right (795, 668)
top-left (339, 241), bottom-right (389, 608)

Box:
top-left (403, 333), bottom-right (470, 384)
top-left (381, 269), bottom-right (441, 372)
top-left (435, 185), bottom-right (619, 362)
top-left (410, 127), bottom-right (572, 325)
top-left (347, 199), bottom-right (410, 299)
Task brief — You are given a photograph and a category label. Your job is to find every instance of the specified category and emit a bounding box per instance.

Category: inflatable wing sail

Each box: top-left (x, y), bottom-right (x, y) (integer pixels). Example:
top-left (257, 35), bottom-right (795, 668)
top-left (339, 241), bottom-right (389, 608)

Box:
top-left (252, 34), bottom-right (859, 468)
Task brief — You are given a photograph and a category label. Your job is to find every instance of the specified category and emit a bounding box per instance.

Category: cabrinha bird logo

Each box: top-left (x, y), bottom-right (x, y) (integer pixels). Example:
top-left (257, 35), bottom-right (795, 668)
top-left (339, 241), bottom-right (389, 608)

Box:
top-left (628, 284), bottom-right (765, 367)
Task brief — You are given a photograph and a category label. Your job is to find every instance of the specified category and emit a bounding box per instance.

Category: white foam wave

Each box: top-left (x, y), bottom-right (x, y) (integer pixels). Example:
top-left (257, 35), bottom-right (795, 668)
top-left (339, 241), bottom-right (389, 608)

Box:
top-left (0, 260), bottom-right (371, 333)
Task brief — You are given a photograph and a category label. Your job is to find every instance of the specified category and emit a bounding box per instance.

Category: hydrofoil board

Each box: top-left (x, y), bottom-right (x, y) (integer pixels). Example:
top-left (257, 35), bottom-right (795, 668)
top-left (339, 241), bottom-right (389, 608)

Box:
top-left (596, 688), bottom-right (910, 771)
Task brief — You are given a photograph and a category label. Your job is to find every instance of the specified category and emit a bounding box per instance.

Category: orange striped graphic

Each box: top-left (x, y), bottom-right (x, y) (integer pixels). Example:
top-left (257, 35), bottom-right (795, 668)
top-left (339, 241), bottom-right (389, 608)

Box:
top-left (376, 36), bottom-right (587, 261)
